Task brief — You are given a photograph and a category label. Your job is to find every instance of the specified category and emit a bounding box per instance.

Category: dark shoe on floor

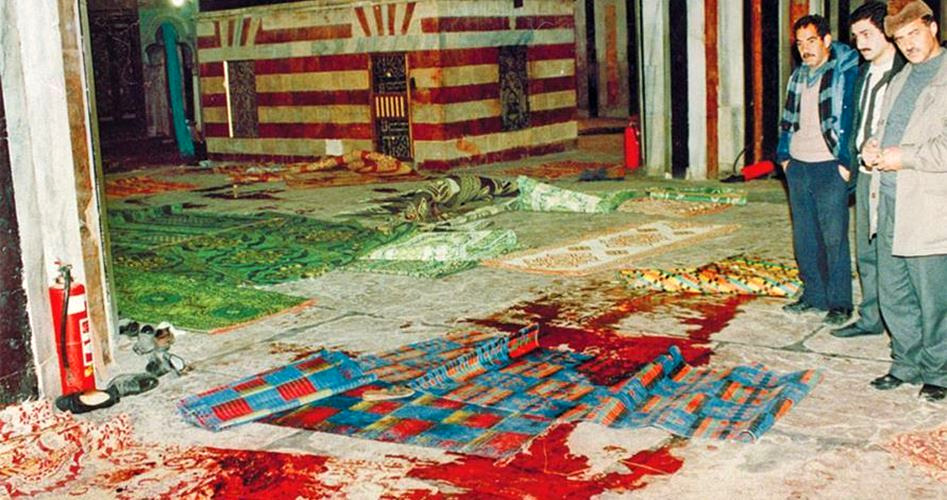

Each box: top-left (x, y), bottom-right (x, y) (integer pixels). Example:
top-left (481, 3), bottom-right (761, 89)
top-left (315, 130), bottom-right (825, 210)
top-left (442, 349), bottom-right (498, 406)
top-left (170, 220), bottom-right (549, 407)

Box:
top-left (55, 387), bottom-right (120, 414)
top-left (720, 174), bottom-right (745, 183)
top-left (870, 374), bottom-right (905, 390)
top-left (823, 308), bottom-right (852, 326)
top-left (830, 324), bottom-right (883, 338)
top-left (106, 373), bottom-right (159, 397)
top-left (919, 384), bottom-right (947, 401)
top-left (783, 299), bottom-right (815, 314)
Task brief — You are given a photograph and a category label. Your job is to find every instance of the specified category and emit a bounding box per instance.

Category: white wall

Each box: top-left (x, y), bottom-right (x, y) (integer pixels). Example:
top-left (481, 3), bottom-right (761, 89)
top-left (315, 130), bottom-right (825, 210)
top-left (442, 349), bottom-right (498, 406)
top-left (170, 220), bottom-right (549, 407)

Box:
top-left (0, 0), bottom-right (109, 397)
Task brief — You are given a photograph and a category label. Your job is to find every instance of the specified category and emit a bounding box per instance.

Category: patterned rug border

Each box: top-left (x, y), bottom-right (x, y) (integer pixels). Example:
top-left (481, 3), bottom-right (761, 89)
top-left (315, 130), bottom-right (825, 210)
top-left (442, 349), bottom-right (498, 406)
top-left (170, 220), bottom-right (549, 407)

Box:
top-left (208, 298), bottom-right (318, 335)
top-left (482, 222), bottom-right (741, 277)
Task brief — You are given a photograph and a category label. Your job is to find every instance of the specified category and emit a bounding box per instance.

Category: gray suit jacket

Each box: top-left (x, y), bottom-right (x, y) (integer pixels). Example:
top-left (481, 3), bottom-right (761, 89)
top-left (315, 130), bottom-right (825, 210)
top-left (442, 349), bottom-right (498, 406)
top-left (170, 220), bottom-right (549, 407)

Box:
top-left (869, 53), bottom-right (947, 256)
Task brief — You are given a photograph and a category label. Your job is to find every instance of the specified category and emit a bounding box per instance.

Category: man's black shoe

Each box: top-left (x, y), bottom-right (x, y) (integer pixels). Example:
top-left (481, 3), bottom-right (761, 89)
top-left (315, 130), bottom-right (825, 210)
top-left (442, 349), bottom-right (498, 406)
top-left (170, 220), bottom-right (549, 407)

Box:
top-left (823, 308), bottom-right (852, 326)
top-left (783, 299), bottom-right (815, 314)
top-left (720, 174), bottom-right (745, 183)
top-left (830, 324), bottom-right (883, 338)
top-left (870, 374), bottom-right (904, 390)
top-left (919, 384), bottom-right (947, 401)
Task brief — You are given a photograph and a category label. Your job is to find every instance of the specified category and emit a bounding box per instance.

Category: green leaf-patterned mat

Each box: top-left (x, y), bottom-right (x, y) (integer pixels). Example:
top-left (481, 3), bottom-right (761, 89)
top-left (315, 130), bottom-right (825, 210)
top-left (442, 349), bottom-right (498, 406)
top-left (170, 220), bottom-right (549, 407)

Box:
top-left (110, 206), bottom-right (414, 330)
top-left (344, 259), bottom-right (479, 278)
top-left (112, 267), bottom-right (307, 332)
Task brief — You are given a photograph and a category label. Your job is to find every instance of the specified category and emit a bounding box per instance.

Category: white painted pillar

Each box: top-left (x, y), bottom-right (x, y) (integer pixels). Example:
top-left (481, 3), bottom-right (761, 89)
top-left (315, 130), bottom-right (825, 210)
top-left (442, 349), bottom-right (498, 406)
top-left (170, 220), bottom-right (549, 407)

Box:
top-left (0, 0), bottom-right (109, 397)
top-left (640, 0), bottom-right (670, 175)
top-left (686, 2), bottom-right (707, 179)
top-left (718, 0), bottom-right (746, 174)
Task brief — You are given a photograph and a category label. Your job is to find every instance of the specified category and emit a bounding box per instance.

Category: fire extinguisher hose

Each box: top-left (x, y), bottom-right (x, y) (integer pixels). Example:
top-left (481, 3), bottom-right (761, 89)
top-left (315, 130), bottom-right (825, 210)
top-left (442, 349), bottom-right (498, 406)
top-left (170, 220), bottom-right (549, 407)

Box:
top-left (59, 266), bottom-right (72, 368)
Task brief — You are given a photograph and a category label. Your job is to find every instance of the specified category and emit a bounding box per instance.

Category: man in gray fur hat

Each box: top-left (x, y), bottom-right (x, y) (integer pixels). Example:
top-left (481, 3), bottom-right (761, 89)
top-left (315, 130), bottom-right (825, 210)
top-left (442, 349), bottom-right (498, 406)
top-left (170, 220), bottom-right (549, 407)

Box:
top-left (861, 0), bottom-right (947, 401)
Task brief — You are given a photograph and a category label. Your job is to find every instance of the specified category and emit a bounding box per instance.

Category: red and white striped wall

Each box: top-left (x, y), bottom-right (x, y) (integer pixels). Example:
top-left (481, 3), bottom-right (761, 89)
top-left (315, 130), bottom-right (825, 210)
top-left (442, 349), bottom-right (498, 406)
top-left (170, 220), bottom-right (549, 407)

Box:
top-left (196, 0), bottom-right (577, 169)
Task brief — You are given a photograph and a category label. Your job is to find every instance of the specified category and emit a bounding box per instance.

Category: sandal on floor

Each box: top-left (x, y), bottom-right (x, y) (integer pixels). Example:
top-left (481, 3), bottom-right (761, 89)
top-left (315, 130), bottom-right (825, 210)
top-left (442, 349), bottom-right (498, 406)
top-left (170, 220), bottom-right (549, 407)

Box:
top-left (362, 386), bottom-right (415, 401)
top-left (106, 373), bottom-right (159, 397)
top-left (55, 388), bottom-right (120, 414)
top-left (133, 326), bottom-right (157, 355)
top-left (146, 352), bottom-right (189, 377)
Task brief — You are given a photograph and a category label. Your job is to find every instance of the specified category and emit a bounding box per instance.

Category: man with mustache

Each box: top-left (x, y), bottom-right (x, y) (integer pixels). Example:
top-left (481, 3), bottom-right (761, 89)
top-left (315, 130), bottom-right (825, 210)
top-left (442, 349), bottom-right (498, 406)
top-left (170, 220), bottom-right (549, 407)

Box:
top-left (776, 15), bottom-right (859, 326)
top-left (831, 1), bottom-right (906, 339)
top-left (860, 0), bottom-right (947, 402)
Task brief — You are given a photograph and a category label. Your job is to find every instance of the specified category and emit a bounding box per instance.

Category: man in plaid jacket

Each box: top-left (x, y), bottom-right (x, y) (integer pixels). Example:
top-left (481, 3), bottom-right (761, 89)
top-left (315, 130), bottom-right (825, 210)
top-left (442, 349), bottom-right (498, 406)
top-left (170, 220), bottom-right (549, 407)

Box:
top-left (776, 14), bottom-right (859, 326)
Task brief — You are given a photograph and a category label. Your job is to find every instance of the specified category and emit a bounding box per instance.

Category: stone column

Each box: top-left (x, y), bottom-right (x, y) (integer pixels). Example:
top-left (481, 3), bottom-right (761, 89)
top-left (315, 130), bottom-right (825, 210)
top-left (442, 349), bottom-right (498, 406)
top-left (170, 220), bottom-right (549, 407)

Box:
top-left (0, 0), bottom-right (113, 397)
top-left (687, 2), bottom-right (708, 179)
top-left (640, 0), bottom-right (670, 175)
top-left (718, 0), bottom-right (746, 175)
top-left (594, 0), bottom-right (629, 117)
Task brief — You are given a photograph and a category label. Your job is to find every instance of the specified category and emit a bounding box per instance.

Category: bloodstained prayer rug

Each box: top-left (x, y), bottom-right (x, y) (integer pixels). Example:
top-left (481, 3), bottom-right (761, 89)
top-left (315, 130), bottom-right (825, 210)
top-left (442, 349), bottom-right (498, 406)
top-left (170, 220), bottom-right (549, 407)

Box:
top-left (260, 326), bottom-right (821, 459)
top-left (883, 425), bottom-right (947, 483)
top-left (619, 255), bottom-right (802, 298)
top-left (0, 401), bottom-right (355, 498)
top-left (178, 349), bottom-right (375, 431)
top-left (483, 221), bottom-right (740, 277)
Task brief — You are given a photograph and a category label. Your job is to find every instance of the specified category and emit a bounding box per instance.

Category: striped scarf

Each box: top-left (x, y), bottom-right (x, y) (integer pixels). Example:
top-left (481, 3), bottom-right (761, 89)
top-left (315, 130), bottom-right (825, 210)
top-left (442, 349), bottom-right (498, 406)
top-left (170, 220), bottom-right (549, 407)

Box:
top-left (779, 43), bottom-right (858, 158)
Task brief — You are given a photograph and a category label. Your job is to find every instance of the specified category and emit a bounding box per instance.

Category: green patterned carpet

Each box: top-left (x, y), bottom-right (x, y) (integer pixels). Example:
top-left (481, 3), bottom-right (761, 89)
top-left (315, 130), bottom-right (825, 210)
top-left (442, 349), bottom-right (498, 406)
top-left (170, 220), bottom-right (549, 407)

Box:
top-left (109, 206), bottom-right (413, 330)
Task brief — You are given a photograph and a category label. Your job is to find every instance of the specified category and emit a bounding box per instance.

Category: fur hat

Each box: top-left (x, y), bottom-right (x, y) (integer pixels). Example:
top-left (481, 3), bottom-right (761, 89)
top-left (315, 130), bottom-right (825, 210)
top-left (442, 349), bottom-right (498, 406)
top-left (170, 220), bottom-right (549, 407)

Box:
top-left (885, 0), bottom-right (934, 36)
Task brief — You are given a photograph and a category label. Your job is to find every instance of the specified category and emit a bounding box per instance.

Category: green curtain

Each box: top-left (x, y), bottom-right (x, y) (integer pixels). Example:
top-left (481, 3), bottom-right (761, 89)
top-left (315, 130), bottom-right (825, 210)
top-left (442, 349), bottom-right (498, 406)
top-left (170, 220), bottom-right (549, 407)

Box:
top-left (161, 22), bottom-right (195, 158)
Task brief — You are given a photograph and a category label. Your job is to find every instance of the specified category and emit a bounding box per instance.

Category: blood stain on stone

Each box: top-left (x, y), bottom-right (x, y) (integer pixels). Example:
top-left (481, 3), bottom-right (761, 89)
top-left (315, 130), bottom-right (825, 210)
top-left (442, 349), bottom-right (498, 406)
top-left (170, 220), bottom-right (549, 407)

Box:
top-left (399, 423), bottom-right (683, 498)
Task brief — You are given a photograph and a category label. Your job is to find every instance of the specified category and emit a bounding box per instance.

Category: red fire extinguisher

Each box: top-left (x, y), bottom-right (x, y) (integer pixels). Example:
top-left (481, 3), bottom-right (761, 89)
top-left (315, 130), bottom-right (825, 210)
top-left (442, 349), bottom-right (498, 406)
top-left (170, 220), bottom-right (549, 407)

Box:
top-left (624, 116), bottom-right (641, 171)
top-left (49, 263), bottom-right (96, 394)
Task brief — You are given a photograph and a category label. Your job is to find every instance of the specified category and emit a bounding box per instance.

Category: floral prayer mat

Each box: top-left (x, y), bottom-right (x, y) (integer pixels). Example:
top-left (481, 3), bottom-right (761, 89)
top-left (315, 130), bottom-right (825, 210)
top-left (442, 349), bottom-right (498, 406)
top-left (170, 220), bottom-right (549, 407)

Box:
top-left (617, 198), bottom-right (733, 218)
top-left (105, 176), bottom-right (198, 198)
top-left (483, 221), bottom-right (740, 277)
top-left (178, 350), bottom-right (375, 431)
top-left (263, 326), bottom-right (819, 458)
top-left (498, 160), bottom-right (625, 180)
top-left (619, 255), bottom-right (802, 297)
top-left (361, 229), bottom-right (517, 262)
top-left (108, 204), bottom-right (264, 250)
top-left (112, 267), bottom-right (308, 333)
top-left (883, 425), bottom-right (947, 483)
top-left (647, 186), bottom-right (747, 206)
top-left (516, 176), bottom-right (644, 214)
top-left (0, 401), bottom-right (349, 498)
top-left (113, 210), bottom-right (413, 286)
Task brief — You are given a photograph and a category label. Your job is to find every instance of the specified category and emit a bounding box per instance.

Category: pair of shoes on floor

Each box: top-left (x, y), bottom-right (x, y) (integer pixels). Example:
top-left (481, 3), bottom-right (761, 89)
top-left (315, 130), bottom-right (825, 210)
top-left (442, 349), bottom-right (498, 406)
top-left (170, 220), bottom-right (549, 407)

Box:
top-left (831, 323), bottom-right (883, 338)
top-left (132, 322), bottom-right (175, 355)
top-left (919, 384), bottom-right (947, 402)
top-left (823, 308), bottom-right (852, 326)
top-left (783, 299), bottom-right (817, 314)
top-left (55, 373), bottom-right (159, 414)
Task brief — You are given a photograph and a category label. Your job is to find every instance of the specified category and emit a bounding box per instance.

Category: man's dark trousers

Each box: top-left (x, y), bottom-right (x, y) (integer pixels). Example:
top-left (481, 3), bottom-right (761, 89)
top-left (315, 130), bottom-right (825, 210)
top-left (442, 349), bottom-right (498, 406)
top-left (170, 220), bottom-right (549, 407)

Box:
top-left (852, 171), bottom-right (884, 331)
top-left (785, 158), bottom-right (853, 310)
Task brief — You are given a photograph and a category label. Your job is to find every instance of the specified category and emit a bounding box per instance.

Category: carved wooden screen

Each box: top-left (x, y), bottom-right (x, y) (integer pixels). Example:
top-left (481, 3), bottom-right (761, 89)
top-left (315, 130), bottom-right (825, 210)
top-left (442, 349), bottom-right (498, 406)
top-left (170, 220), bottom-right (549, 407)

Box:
top-left (226, 60), bottom-right (259, 138)
top-left (499, 45), bottom-right (530, 131)
top-left (371, 53), bottom-right (412, 160)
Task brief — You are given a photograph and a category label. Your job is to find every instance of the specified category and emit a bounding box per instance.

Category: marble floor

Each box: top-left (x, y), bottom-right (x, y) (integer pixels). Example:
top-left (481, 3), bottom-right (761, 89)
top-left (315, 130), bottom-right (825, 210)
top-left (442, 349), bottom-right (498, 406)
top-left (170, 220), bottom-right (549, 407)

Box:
top-left (83, 141), bottom-right (946, 498)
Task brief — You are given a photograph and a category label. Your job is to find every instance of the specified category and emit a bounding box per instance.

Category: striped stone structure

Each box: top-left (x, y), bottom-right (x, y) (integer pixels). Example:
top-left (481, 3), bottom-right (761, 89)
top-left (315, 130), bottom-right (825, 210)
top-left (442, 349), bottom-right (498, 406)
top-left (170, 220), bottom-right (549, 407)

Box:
top-left (197, 0), bottom-right (578, 170)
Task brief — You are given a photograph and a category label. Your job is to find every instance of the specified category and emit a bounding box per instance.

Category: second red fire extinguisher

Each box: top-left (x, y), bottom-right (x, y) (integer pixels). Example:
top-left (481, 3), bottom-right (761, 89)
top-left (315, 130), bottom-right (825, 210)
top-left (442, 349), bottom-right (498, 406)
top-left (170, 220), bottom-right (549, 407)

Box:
top-left (49, 263), bottom-right (96, 395)
top-left (624, 117), bottom-right (641, 171)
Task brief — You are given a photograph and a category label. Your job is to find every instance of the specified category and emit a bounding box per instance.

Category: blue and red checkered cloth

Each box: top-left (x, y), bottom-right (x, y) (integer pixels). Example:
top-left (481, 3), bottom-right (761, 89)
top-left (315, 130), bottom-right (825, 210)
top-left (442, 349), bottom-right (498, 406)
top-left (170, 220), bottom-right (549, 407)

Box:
top-left (180, 324), bottom-right (821, 455)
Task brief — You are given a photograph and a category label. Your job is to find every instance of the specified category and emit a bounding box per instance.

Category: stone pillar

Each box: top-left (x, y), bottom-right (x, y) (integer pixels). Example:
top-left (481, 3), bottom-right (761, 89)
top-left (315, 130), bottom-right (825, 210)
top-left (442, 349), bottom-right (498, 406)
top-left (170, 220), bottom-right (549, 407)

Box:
top-left (641, 0), bottom-right (670, 175)
top-left (687, 2), bottom-right (708, 179)
top-left (594, 0), bottom-right (629, 117)
top-left (575, 0), bottom-right (590, 116)
top-left (718, 0), bottom-right (746, 175)
top-left (0, 0), bottom-right (113, 397)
